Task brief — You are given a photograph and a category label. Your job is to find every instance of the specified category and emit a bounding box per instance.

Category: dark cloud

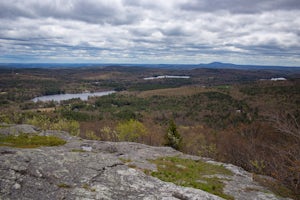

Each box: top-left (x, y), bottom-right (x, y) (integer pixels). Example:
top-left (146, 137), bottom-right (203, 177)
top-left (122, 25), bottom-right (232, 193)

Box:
top-left (0, 2), bottom-right (34, 19)
top-left (160, 26), bottom-right (191, 37)
top-left (180, 0), bottom-right (300, 13)
top-left (0, 0), bottom-right (140, 25)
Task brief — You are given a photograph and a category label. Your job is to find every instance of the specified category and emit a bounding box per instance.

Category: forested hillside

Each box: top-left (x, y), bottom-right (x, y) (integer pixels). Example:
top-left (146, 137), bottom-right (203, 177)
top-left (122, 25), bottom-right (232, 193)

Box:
top-left (0, 66), bottom-right (299, 199)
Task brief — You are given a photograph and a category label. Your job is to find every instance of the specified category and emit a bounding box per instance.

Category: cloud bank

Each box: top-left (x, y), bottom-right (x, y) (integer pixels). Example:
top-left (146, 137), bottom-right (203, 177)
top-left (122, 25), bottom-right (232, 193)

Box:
top-left (0, 0), bottom-right (299, 65)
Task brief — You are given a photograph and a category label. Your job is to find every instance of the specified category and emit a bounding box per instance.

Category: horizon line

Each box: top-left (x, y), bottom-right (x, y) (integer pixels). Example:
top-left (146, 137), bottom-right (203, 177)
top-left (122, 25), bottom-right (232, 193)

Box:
top-left (0, 62), bottom-right (299, 68)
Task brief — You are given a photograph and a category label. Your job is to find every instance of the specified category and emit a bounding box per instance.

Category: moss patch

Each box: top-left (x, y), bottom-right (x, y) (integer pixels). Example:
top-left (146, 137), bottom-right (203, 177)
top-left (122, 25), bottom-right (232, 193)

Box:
top-left (150, 157), bottom-right (234, 200)
top-left (71, 149), bottom-right (87, 153)
top-left (119, 158), bottom-right (132, 163)
top-left (57, 183), bottom-right (72, 188)
top-left (0, 134), bottom-right (66, 148)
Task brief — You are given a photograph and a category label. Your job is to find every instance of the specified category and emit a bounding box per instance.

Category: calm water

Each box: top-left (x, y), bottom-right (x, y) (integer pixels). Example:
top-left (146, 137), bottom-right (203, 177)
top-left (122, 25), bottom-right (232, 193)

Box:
top-left (143, 75), bottom-right (190, 80)
top-left (32, 91), bottom-right (115, 102)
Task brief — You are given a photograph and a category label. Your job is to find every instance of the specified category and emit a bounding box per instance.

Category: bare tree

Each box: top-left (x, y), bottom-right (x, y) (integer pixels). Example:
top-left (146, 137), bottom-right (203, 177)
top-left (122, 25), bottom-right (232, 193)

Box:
top-left (265, 111), bottom-right (300, 142)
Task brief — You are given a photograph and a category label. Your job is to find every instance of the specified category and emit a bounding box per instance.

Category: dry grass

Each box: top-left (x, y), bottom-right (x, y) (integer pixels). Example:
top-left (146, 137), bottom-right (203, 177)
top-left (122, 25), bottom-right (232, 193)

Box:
top-left (252, 174), bottom-right (298, 199)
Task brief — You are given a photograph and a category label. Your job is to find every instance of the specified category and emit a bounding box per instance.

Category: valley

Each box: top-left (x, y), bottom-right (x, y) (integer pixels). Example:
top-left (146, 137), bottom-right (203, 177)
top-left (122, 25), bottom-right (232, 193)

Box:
top-left (0, 65), bottom-right (299, 199)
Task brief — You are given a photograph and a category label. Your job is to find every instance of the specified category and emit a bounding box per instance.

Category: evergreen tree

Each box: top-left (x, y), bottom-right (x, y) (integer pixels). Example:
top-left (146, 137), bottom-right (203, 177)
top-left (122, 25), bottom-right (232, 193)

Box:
top-left (165, 119), bottom-right (182, 150)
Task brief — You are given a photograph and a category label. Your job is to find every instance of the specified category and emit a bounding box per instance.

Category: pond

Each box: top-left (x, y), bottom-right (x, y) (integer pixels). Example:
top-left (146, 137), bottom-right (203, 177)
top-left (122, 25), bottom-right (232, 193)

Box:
top-left (143, 75), bottom-right (190, 80)
top-left (32, 91), bottom-right (115, 102)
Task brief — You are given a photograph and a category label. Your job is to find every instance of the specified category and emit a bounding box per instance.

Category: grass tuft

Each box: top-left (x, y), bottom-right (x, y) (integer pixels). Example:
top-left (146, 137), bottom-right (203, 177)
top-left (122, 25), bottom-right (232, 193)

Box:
top-left (0, 133), bottom-right (66, 148)
top-left (119, 158), bottom-right (132, 163)
top-left (71, 149), bottom-right (87, 152)
top-left (57, 183), bottom-right (72, 188)
top-left (150, 157), bottom-right (234, 200)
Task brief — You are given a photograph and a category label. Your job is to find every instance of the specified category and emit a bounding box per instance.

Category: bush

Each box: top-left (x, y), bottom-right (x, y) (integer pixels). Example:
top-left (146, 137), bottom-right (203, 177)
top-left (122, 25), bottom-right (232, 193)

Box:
top-left (116, 119), bottom-right (147, 142)
top-left (60, 109), bottom-right (94, 121)
top-left (99, 126), bottom-right (118, 141)
top-left (51, 119), bottom-right (80, 136)
top-left (26, 115), bottom-right (80, 136)
top-left (85, 130), bottom-right (101, 140)
top-left (115, 109), bottom-right (140, 120)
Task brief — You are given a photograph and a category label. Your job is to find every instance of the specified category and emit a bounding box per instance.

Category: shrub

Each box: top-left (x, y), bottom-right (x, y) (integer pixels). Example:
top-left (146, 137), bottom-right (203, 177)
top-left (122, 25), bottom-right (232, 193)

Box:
top-left (26, 115), bottom-right (80, 136)
top-left (116, 119), bottom-right (147, 142)
top-left (85, 130), bottom-right (101, 140)
top-left (50, 119), bottom-right (80, 136)
top-left (99, 126), bottom-right (118, 141)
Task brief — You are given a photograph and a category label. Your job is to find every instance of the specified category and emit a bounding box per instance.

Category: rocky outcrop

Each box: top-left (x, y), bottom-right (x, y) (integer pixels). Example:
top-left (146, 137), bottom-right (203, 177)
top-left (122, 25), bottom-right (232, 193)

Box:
top-left (0, 124), bottom-right (39, 136)
top-left (0, 124), bottom-right (291, 200)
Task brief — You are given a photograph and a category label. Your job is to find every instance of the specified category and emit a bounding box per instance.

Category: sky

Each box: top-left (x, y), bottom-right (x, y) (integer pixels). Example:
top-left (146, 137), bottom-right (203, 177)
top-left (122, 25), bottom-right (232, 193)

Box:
top-left (0, 0), bottom-right (300, 66)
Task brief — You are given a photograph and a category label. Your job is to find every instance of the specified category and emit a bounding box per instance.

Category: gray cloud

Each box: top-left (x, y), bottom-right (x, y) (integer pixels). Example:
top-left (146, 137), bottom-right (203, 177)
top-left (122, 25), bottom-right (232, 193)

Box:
top-left (0, 2), bottom-right (33, 19)
top-left (0, 0), bottom-right (140, 25)
top-left (179, 0), bottom-right (300, 13)
top-left (0, 0), bottom-right (299, 65)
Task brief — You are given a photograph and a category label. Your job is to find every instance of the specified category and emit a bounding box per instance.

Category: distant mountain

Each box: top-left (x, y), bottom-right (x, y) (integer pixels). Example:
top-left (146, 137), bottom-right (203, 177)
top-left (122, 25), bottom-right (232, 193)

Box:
top-left (0, 62), bottom-right (299, 71)
top-left (206, 62), bottom-right (237, 67)
top-left (194, 62), bottom-right (300, 71)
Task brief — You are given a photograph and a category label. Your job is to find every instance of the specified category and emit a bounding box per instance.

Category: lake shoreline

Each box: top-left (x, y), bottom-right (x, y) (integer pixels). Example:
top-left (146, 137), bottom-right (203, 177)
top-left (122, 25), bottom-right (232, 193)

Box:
top-left (32, 91), bottom-right (115, 102)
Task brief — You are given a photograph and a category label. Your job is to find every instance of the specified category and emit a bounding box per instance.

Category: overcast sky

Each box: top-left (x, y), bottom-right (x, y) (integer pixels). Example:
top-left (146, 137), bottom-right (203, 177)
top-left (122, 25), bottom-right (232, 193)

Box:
top-left (1, 0), bottom-right (300, 66)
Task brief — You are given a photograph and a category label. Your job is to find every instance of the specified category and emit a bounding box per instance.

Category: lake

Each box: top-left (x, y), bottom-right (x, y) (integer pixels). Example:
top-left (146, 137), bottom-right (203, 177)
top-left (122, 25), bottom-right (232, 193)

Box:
top-left (32, 91), bottom-right (115, 102)
top-left (143, 75), bottom-right (190, 80)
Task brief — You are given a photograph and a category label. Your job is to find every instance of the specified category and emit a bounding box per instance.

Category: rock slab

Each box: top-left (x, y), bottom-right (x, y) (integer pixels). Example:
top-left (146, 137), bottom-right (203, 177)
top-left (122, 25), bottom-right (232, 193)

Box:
top-left (0, 124), bottom-right (291, 200)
